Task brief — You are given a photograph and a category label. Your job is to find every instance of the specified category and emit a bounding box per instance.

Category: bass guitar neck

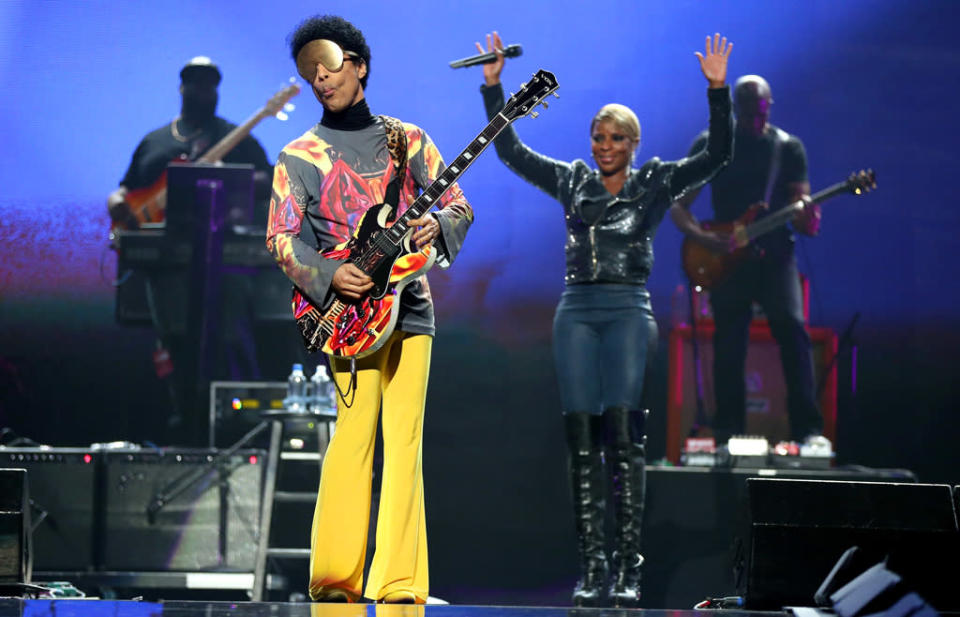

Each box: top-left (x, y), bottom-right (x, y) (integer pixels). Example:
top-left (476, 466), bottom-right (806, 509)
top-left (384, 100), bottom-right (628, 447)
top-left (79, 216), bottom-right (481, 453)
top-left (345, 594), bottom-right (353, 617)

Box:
top-left (110, 82), bottom-right (300, 236)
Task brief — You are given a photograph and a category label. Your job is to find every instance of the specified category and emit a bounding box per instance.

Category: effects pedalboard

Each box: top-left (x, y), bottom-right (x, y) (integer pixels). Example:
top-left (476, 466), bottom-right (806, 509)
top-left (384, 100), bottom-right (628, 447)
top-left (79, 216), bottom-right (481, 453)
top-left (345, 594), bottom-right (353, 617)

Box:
top-left (681, 434), bottom-right (834, 469)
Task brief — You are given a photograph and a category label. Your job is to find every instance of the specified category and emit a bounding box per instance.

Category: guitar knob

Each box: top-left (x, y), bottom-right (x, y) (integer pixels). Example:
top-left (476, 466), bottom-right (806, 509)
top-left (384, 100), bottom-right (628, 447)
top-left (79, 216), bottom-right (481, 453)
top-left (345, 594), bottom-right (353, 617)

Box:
top-left (553, 92), bottom-right (560, 99)
top-left (541, 100), bottom-right (549, 109)
top-left (531, 111), bottom-right (539, 118)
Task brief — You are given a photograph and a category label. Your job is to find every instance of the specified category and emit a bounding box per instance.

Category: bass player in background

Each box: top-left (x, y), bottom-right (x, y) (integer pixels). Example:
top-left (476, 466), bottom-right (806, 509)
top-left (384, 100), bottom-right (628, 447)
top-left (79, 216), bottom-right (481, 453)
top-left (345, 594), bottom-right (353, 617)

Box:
top-left (106, 57), bottom-right (274, 443)
top-left (669, 74), bottom-right (826, 448)
top-left (107, 56), bottom-right (273, 228)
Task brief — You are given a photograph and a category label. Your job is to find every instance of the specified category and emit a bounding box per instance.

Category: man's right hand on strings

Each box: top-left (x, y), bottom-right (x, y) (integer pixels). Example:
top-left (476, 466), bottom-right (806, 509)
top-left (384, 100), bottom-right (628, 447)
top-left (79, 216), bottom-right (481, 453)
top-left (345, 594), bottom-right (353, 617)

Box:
top-left (333, 263), bottom-right (374, 300)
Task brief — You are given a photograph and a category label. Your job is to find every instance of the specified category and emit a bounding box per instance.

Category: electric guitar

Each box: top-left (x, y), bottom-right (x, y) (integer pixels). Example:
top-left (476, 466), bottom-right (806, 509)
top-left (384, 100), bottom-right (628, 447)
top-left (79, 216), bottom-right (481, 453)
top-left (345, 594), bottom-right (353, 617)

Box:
top-left (682, 169), bottom-right (877, 289)
top-left (110, 82), bottom-right (301, 237)
top-left (292, 70), bottom-right (560, 358)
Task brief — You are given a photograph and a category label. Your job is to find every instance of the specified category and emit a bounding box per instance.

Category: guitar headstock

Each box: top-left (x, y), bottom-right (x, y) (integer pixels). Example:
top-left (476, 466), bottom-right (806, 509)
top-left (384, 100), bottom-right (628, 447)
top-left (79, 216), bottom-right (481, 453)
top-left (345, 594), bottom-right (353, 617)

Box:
top-left (265, 82), bottom-right (302, 119)
top-left (847, 169), bottom-right (877, 195)
top-left (501, 69), bottom-right (559, 122)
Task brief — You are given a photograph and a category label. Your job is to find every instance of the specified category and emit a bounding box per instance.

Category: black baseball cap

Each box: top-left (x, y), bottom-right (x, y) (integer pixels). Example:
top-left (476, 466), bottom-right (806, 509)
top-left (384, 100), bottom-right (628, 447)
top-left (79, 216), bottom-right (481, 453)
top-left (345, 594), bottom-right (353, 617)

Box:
top-left (180, 56), bottom-right (222, 84)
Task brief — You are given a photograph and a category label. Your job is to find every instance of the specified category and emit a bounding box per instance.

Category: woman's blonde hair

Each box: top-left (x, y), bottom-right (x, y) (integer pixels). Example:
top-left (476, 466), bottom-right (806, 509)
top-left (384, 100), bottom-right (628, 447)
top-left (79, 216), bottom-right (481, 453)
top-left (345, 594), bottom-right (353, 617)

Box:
top-left (591, 104), bottom-right (641, 143)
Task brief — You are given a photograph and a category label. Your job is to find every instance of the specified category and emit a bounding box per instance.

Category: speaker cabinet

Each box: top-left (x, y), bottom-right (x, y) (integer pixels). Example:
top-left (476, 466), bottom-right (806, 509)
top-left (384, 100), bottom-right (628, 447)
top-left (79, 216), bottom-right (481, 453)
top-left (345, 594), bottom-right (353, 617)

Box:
top-left (743, 478), bottom-right (960, 610)
top-left (102, 449), bottom-right (263, 571)
top-left (0, 468), bottom-right (30, 583)
top-left (666, 323), bottom-right (838, 462)
top-left (0, 449), bottom-right (95, 571)
top-left (640, 466), bottom-right (916, 609)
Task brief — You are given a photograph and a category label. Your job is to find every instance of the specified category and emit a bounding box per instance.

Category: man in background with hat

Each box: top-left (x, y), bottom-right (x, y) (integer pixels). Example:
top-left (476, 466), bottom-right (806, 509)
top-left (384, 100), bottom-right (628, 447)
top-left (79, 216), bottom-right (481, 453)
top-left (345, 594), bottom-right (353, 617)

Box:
top-left (107, 56), bottom-right (272, 223)
top-left (107, 57), bottom-right (275, 443)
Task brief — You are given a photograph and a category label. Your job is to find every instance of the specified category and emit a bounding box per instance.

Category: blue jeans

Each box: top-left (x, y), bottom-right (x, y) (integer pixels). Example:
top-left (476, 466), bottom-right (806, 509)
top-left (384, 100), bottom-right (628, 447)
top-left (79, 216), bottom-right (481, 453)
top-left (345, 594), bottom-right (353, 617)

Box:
top-left (552, 284), bottom-right (658, 415)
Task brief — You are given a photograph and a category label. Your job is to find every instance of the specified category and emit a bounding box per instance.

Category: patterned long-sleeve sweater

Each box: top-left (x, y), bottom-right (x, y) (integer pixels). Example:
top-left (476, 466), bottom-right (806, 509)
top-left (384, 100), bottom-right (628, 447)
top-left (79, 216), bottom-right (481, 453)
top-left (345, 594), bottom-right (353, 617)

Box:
top-left (266, 117), bottom-right (473, 337)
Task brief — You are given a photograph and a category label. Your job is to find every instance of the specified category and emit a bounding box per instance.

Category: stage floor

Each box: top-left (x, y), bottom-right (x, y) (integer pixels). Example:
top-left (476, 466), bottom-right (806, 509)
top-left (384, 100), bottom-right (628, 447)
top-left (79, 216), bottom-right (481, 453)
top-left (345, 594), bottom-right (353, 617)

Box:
top-left (0, 599), bottom-right (798, 617)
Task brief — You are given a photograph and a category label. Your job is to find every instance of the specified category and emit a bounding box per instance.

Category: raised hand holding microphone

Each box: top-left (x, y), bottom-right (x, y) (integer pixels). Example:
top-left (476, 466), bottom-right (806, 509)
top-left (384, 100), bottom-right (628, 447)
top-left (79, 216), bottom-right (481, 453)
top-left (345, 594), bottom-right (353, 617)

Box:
top-left (476, 31), bottom-right (506, 86)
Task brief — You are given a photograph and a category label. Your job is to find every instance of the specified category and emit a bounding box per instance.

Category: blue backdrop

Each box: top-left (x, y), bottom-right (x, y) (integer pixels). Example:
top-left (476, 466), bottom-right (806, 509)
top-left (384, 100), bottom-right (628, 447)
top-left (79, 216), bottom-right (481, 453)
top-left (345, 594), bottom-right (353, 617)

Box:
top-left (1, 0), bottom-right (959, 601)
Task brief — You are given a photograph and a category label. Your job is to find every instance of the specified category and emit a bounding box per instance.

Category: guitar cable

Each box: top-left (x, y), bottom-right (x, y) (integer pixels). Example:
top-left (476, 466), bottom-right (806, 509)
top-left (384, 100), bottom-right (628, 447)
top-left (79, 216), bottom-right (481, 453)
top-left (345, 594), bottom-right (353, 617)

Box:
top-left (332, 358), bottom-right (358, 409)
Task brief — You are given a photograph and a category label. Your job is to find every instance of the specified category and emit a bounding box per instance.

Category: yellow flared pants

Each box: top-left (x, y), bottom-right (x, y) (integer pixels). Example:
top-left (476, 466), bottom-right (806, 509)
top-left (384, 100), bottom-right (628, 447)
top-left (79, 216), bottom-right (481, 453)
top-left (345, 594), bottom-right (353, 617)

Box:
top-left (308, 331), bottom-right (431, 603)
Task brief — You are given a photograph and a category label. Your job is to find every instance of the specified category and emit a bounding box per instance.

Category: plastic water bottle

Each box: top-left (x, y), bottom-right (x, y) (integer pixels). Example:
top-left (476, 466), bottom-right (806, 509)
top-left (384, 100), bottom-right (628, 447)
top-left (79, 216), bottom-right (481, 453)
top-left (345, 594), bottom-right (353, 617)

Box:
top-left (309, 365), bottom-right (334, 414)
top-left (285, 363), bottom-right (308, 413)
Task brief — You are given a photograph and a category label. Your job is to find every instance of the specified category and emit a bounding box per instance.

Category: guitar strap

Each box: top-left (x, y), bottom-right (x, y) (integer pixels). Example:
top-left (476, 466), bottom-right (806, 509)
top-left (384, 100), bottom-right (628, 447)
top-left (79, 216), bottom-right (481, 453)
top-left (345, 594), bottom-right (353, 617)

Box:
top-left (379, 115), bottom-right (408, 221)
top-left (763, 127), bottom-right (788, 206)
top-left (328, 116), bottom-right (409, 407)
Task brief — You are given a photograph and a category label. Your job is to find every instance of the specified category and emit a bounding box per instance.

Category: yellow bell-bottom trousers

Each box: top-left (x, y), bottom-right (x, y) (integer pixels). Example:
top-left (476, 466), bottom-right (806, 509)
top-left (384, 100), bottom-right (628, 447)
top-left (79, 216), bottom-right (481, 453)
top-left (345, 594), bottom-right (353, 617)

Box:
top-left (308, 331), bottom-right (432, 603)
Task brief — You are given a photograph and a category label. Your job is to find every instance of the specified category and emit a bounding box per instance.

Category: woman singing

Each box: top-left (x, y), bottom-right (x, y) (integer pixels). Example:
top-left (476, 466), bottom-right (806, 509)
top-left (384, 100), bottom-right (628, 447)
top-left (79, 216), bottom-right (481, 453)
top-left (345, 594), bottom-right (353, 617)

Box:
top-left (474, 32), bottom-right (733, 607)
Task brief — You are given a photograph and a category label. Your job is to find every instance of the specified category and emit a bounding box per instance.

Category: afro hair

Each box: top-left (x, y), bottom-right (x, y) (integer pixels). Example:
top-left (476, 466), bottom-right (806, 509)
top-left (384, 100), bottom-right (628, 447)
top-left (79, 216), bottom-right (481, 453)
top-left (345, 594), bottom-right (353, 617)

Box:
top-left (288, 15), bottom-right (371, 89)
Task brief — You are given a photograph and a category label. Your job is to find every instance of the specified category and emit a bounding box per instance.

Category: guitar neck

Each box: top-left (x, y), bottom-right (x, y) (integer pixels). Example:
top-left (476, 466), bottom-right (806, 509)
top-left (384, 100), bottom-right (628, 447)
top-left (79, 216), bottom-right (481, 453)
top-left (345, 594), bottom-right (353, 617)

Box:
top-left (197, 107), bottom-right (270, 164)
top-left (744, 180), bottom-right (850, 241)
top-left (378, 113), bottom-right (511, 244)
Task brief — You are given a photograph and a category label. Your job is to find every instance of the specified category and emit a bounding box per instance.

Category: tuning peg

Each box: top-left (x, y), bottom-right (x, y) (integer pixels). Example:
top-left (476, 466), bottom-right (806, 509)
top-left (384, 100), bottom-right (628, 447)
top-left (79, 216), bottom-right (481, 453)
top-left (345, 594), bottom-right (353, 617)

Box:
top-left (531, 111), bottom-right (539, 118)
top-left (553, 92), bottom-right (560, 98)
top-left (540, 100), bottom-right (549, 109)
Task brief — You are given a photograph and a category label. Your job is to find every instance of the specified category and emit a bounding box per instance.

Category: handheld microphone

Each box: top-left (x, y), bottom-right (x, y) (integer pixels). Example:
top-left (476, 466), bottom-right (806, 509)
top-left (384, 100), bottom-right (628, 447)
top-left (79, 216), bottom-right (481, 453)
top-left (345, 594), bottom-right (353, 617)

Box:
top-left (449, 44), bottom-right (523, 69)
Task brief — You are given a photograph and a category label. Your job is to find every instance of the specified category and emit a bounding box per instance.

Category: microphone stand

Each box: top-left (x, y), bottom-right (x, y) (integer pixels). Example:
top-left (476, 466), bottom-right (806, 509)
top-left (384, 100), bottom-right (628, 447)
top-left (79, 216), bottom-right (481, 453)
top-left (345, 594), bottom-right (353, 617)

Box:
top-left (816, 311), bottom-right (860, 398)
top-left (687, 284), bottom-right (709, 436)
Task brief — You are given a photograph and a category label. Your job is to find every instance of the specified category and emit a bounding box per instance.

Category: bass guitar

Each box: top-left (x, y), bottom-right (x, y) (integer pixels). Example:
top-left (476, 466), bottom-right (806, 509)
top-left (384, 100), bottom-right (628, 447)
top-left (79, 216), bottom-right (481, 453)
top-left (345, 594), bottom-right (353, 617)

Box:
top-left (111, 82), bottom-right (300, 236)
top-left (293, 69), bottom-right (560, 358)
top-left (682, 169), bottom-right (877, 289)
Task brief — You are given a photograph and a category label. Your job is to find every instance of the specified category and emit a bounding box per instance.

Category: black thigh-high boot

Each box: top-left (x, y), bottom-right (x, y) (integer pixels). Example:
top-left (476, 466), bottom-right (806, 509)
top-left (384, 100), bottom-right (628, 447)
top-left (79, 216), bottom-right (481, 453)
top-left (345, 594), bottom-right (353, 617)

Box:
top-left (563, 412), bottom-right (608, 607)
top-left (604, 406), bottom-right (647, 607)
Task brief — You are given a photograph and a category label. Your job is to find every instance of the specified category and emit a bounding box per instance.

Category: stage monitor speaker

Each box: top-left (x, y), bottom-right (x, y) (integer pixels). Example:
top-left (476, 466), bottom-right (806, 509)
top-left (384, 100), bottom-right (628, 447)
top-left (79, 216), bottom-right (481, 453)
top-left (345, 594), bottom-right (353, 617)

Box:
top-left (742, 478), bottom-right (960, 611)
top-left (102, 448), bottom-right (263, 572)
top-left (0, 449), bottom-right (95, 571)
top-left (0, 468), bottom-right (30, 583)
top-left (666, 323), bottom-right (838, 462)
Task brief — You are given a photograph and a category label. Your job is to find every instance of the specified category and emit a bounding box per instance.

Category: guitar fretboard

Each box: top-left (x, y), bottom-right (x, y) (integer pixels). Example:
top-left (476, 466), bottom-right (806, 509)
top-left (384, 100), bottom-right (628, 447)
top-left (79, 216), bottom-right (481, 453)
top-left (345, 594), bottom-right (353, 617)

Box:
top-left (745, 180), bottom-right (852, 242)
top-left (376, 113), bottom-right (510, 247)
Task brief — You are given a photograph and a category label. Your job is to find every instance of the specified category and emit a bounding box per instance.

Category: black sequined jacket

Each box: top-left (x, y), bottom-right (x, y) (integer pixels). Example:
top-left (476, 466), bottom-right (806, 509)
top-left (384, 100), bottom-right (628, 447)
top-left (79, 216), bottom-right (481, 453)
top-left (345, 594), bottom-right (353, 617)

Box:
top-left (481, 83), bottom-right (732, 286)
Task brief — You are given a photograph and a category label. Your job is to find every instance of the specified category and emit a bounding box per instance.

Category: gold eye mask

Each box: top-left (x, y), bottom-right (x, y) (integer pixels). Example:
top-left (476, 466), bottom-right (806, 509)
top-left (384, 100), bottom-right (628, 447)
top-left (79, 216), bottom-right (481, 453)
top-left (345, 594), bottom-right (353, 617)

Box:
top-left (296, 39), bottom-right (358, 80)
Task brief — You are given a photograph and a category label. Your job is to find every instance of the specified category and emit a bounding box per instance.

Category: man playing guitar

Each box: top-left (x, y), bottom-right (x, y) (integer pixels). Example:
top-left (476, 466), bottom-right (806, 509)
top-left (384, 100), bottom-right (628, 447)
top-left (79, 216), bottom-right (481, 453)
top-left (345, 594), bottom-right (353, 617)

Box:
top-left (669, 74), bottom-right (825, 447)
top-left (266, 15), bottom-right (473, 604)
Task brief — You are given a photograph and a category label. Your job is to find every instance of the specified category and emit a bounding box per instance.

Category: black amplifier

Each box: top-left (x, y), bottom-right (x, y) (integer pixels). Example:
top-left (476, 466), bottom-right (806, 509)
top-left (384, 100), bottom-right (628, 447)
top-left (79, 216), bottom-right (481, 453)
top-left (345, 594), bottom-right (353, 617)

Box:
top-left (0, 448), bottom-right (97, 571)
top-left (0, 468), bottom-right (29, 582)
top-left (0, 446), bottom-right (265, 574)
top-left (101, 448), bottom-right (263, 572)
